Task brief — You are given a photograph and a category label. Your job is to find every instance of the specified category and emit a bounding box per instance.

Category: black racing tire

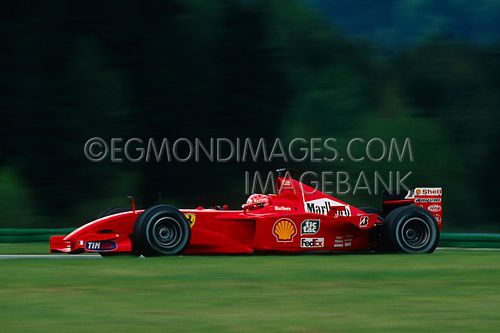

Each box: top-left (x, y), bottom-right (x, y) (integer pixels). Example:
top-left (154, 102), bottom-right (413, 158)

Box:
top-left (384, 205), bottom-right (439, 254)
top-left (133, 204), bottom-right (191, 256)
top-left (97, 207), bottom-right (130, 219)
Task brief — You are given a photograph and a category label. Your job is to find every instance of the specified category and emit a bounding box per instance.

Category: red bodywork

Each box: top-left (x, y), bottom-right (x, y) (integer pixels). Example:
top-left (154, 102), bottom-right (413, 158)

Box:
top-left (50, 175), bottom-right (442, 254)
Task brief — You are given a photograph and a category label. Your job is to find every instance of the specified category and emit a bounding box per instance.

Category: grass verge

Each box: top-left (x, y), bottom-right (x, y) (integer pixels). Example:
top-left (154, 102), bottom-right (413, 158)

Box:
top-left (0, 248), bottom-right (499, 332)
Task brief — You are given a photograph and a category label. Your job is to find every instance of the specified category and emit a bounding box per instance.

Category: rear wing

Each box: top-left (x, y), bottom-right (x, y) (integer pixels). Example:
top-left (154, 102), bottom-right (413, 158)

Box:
top-left (383, 187), bottom-right (442, 230)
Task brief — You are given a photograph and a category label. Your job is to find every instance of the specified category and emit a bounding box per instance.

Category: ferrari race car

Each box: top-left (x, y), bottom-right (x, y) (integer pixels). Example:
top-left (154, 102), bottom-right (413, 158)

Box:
top-left (50, 170), bottom-right (442, 256)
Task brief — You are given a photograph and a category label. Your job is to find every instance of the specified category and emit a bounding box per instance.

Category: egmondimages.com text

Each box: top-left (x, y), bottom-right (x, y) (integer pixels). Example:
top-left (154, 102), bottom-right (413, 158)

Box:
top-left (84, 137), bottom-right (414, 195)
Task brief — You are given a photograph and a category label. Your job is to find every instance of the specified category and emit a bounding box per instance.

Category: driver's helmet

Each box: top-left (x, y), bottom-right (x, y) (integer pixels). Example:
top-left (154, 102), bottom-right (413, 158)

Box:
top-left (242, 194), bottom-right (270, 210)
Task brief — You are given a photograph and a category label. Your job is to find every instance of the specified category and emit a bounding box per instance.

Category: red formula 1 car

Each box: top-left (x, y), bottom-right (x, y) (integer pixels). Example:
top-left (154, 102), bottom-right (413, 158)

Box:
top-left (50, 170), bottom-right (442, 256)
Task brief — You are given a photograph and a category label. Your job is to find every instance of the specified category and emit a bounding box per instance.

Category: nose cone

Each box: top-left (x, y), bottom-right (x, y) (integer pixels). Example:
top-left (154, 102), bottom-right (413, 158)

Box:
top-left (63, 210), bottom-right (139, 241)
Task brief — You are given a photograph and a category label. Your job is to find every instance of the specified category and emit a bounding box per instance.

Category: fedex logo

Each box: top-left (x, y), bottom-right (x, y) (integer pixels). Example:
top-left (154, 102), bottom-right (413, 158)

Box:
top-left (300, 238), bottom-right (325, 248)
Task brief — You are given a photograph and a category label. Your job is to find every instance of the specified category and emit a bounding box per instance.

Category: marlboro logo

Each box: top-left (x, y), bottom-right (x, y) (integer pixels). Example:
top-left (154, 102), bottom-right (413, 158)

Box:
top-left (305, 198), bottom-right (351, 217)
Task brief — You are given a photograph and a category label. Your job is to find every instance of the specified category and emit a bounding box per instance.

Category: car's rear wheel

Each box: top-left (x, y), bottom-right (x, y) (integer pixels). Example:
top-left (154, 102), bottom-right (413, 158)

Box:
top-left (384, 206), bottom-right (439, 253)
top-left (133, 205), bottom-right (191, 256)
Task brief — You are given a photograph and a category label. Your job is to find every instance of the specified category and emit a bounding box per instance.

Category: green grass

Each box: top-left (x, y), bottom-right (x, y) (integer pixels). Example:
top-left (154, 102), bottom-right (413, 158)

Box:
top-left (0, 248), bottom-right (499, 332)
top-left (0, 242), bottom-right (48, 254)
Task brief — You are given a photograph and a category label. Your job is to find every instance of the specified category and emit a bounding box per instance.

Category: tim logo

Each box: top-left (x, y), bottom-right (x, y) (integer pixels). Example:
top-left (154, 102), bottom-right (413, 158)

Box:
top-left (85, 240), bottom-right (117, 252)
top-left (86, 242), bottom-right (101, 250)
top-left (301, 220), bottom-right (320, 235)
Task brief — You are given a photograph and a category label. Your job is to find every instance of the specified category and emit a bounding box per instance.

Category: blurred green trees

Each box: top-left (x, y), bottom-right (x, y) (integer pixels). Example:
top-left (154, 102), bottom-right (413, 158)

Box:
top-left (0, 0), bottom-right (498, 230)
top-left (0, 168), bottom-right (42, 227)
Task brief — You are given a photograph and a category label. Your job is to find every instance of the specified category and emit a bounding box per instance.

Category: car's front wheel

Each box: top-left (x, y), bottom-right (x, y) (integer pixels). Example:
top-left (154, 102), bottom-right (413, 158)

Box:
top-left (133, 205), bottom-right (191, 256)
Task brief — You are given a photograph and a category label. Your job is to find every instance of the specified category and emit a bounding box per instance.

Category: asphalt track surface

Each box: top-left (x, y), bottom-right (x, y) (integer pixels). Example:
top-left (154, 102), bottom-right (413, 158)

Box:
top-left (0, 254), bottom-right (103, 259)
top-left (1, 248), bottom-right (499, 259)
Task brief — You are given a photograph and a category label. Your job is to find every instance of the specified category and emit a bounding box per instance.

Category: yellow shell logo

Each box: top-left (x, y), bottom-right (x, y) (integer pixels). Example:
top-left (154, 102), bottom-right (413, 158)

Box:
top-left (273, 218), bottom-right (297, 243)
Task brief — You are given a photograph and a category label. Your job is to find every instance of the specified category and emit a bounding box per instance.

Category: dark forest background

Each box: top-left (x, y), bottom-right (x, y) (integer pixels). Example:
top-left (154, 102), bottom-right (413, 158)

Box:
top-left (1, 0), bottom-right (499, 230)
